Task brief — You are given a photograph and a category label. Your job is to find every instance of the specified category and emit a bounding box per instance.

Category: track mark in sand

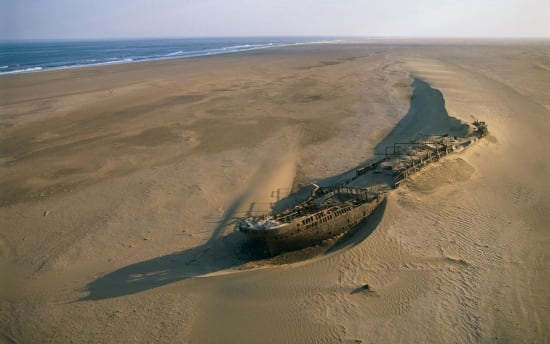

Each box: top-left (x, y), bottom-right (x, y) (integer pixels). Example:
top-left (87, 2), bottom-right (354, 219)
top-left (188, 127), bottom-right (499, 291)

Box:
top-left (0, 332), bottom-right (19, 344)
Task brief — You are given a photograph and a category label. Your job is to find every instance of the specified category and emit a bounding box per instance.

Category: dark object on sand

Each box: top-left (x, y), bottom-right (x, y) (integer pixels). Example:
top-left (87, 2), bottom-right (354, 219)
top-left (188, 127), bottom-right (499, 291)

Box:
top-left (351, 284), bottom-right (372, 295)
top-left (238, 184), bottom-right (389, 255)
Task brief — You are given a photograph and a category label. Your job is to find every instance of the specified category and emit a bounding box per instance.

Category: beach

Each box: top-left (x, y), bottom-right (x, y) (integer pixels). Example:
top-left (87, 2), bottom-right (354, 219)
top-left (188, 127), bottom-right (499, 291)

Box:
top-left (1, 40), bottom-right (549, 343)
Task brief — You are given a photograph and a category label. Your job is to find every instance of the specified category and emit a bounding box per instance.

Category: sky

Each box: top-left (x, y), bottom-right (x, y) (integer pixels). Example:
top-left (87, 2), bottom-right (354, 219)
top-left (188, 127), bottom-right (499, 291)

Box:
top-left (1, 0), bottom-right (549, 40)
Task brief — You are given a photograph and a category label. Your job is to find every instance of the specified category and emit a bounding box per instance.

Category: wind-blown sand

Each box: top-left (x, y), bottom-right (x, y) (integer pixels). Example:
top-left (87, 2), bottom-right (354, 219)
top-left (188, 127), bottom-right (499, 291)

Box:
top-left (1, 40), bottom-right (549, 343)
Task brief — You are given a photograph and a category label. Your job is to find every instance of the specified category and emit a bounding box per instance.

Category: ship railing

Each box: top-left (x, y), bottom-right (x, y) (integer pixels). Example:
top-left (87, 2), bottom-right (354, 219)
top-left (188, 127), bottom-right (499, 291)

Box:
top-left (319, 185), bottom-right (387, 201)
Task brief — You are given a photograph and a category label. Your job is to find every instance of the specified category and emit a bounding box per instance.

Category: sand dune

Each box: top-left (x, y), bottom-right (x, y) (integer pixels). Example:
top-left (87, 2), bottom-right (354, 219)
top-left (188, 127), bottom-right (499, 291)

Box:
top-left (1, 40), bottom-right (549, 343)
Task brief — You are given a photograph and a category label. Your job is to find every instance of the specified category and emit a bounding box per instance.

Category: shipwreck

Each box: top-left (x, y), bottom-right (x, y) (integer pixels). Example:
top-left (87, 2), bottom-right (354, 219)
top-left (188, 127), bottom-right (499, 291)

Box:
top-left (238, 118), bottom-right (487, 255)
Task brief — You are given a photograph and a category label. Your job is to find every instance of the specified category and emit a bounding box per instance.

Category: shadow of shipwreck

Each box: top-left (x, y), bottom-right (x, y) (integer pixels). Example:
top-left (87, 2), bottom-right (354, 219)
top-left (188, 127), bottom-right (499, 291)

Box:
top-left (303, 78), bottom-right (470, 189)
top-left (79, 231), bottom-right (269, 301)
top-left (327, 198), bottom-right (386, 254)
top-left (80, 203), bottom-right (386, 301)
top-left (373, 78), bottom-right (469, 154)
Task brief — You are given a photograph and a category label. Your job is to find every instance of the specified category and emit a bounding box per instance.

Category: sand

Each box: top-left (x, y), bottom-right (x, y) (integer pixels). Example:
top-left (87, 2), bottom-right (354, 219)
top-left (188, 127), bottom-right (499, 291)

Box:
top-left (1, 40), bottom-right (549, 343)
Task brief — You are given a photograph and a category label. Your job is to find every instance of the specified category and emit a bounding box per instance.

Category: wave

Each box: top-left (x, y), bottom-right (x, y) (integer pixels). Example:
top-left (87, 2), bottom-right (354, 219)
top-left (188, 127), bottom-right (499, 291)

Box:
top-left (222, 43), bottom-right (274, 50)
top-left (165, 50), bottom-right (184, 57)
top-left (0, 38), bottom-right (344, 76)
top-left (0, 59), bottom-right (136, 75)
top-left (0, 66), bottom-right (42, 75)
top-left (85, 58), bottom-right (134, 66)
top-left (66, 58), bottom-right (135, 68)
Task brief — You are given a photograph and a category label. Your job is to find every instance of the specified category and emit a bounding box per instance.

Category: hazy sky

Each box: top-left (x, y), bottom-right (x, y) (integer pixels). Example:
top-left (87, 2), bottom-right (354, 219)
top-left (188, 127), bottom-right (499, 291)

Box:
top-left (2, 0), bottom-right (549, 40)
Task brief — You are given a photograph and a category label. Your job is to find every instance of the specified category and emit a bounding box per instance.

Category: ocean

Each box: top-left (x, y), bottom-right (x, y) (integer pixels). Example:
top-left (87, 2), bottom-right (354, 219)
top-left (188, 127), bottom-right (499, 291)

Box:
top-left (0, 37), bottom-right (341, 75)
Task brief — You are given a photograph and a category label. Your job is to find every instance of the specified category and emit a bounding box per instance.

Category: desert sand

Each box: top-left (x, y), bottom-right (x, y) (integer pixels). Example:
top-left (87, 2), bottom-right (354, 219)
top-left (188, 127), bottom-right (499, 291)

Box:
top-left (1, 40), bottom-right (549, 343)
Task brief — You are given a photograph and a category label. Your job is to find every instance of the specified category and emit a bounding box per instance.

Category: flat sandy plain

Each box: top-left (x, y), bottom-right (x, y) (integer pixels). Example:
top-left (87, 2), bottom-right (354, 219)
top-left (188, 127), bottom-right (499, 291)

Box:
top-left (1, 40), bottom-right (549, 343)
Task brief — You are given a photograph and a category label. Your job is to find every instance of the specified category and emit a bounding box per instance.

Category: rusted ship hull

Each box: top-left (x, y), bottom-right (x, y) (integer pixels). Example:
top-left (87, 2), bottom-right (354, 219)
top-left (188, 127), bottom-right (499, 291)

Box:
top-left (239, 190), bottom-right (386, 255)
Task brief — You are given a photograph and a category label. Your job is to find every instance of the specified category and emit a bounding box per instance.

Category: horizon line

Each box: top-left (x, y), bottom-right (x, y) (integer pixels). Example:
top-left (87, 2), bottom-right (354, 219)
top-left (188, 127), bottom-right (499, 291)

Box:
top-left (1, 35), bottom-right (549, 42)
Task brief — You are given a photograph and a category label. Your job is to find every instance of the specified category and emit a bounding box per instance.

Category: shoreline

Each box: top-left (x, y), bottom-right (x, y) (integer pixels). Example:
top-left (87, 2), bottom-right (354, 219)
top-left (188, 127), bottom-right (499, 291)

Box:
top-left (2, 37), bottom-right (548, 77)
top-left (0, 37), bottom-right (345, 77)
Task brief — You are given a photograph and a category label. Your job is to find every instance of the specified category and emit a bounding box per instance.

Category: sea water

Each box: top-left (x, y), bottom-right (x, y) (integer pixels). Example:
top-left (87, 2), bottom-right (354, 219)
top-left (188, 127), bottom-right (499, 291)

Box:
top-left (0, 37), bottom-right (341, 75)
